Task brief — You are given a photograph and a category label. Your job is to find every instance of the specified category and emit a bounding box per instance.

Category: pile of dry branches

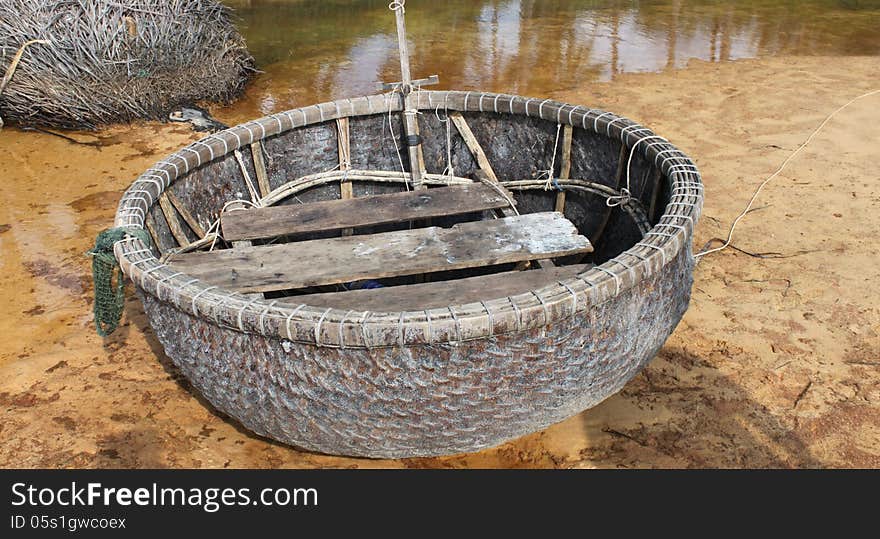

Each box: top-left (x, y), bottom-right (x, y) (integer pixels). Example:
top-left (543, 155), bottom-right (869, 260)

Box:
top-left (0, 0), bottom-right (255, 129)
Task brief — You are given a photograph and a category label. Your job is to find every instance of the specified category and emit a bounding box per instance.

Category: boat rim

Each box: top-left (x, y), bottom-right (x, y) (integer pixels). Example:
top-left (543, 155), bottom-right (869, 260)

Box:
top-left (112, 89), bottom-right (703, 349)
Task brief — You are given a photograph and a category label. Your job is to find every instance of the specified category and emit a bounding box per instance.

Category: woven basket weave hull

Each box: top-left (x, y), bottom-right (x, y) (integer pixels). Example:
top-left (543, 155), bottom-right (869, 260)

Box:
top-left (113, 90), bottom-right (702, 458)
top-left (138, 247), bottom-right (691, 458)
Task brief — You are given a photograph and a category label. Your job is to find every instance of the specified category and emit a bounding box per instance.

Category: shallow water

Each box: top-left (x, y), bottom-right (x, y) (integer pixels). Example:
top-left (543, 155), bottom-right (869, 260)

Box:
top-left (220, 0), bottom-right (880, 120)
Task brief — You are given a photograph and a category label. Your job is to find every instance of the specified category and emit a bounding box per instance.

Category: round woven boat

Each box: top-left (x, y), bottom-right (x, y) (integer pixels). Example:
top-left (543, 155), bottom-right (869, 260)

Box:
top-left (112, 90), bottom-right (703, 458)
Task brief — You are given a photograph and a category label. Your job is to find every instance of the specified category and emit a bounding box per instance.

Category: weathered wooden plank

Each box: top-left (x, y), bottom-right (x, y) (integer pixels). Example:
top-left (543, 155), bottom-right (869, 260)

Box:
top-left (285, 264), bottom-right (592, 312)
top-left (336, 117), bottom-right (352, 174)
top-left (224, 200), bottom-right (262, 297)
top-left (471, 170), bottom-right (552, 270)
top-left (221, 183), bottom-right (511, 242)
top-left (172, 212), bottom-right (593, 294)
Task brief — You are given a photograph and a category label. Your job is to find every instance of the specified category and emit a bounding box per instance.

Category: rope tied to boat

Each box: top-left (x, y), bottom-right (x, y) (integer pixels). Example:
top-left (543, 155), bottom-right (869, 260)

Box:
top-left (86, 227), bottom-right (151, 337)
top-left (606, 188), bottom-right (632, 207)
top-left (541, 123), bottom-right (563, 191)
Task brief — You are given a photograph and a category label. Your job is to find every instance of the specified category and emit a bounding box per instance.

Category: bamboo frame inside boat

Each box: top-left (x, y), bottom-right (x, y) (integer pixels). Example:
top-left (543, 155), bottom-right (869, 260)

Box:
top-left (114, 90), bottom-right (702, 349)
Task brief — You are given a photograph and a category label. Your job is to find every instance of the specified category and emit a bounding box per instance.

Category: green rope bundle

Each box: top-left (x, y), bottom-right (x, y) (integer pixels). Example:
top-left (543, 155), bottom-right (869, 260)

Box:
top-left (87, 227), bottom-right (151, 337)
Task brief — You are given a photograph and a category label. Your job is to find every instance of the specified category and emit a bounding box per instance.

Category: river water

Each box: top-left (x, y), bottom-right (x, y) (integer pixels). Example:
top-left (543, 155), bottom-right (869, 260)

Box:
top-left (221, 0), bottom-right (880, 121)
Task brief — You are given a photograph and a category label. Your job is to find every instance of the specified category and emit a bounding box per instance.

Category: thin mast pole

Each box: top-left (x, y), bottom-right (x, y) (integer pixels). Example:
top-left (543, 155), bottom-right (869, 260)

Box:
top-left (390, 1), bottom-right (426, 188)
top-left (393, 2), bottom-right (413, 85)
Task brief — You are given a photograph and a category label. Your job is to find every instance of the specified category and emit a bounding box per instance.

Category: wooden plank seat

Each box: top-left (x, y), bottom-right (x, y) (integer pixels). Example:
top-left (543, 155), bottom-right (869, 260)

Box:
top-left (285, 264), bottom-right (594, 312)
top-left (170, 212), bottom-right (593, 295)
top-left (222, 183), bottom-right (512, 242)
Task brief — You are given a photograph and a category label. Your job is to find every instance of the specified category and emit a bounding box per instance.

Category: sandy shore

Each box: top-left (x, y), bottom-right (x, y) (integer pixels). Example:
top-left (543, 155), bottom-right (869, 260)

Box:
top-left (1, 55), bottom-right (877, 468)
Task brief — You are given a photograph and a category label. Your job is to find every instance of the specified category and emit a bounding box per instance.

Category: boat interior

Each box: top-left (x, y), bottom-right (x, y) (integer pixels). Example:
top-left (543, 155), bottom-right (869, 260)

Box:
top-left (144, 106), bottom-right (667, 312)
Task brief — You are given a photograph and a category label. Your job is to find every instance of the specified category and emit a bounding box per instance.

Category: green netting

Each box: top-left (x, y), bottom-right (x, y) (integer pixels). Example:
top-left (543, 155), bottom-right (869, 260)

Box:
top-left (87, 227), bottom-right (151, 337)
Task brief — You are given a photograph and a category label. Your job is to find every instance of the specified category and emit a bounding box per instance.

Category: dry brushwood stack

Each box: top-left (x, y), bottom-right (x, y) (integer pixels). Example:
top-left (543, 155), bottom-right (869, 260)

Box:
top-left (0, 0), bottom-right (255, 129)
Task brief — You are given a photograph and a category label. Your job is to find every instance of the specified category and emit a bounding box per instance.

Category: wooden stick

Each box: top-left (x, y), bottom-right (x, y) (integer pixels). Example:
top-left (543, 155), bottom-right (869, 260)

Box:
top-left (590, 141), bottom-right (629, 246)
top-left (555, 124), bottom-right (573, 213)
top-left (158, 193), bottom-right (190, 246)
top-left (381, 74), bottom-right (439, 91)
top-left (393, 4), bottom-right (413, 86)
top-left (162, 234), bottom-right (218, 261)
top-left (144, 218), bottom-right (160, 251)
top-left (0, 39), bottom-right (50, 128)
top-left (164, 190), bottom-right (206, 238)
top-left (450, 112), bottom-right (500, 183)
top-left (251, 141), bottom-right (271, 198)
top-left (407, 101), bottom-right (428, 186)
top-left (647, 167), bottom-right (663, 223)
top-left (336, 118), bottom-right (355, 236)
top-left (260, 169), bottom-right (473, 208)
top-left (391, 3), bottom-right (426, 188)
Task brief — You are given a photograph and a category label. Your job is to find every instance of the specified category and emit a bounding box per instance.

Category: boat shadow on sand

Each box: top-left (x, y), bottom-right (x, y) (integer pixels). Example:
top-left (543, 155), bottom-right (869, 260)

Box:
top-left (586, 345), bottom-right (824, 468)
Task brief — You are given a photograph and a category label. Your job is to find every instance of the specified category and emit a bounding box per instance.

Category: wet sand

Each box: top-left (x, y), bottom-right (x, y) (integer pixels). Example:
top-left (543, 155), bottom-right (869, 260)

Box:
top-left (1, 55), bottom-right (878, 468)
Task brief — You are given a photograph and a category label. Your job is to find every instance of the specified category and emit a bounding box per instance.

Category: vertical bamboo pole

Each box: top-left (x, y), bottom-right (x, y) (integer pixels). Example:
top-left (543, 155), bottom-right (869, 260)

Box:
top-left (392, 2), bottom-right (427, 189)
top-left (251, 141), bottom-right (272, 198)
top-left (337, 117), bottom-right (355, 236)
top-left (393, 3), bottom-right (413, 85)
top-left (555, 125), bottom-right (573, 213)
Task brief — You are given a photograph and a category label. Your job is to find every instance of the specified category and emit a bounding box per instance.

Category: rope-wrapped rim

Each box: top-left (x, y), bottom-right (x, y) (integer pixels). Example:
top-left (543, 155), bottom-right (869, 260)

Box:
top-left (113, 90), bottom-right (703, 349)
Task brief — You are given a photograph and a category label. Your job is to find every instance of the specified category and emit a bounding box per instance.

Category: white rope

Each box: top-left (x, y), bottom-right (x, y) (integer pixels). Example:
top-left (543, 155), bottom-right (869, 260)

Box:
top-left (448, 306), bottom-right (462, 342)
top-left (625, 135), bottom-right (666, 194)
top-left (398, 311), bottom-right (407, 346)
top-left (605, 188), bottom-right (632, 208)
top-left (697, 88), bottom-right (880, 259)
top-left (533, 290), bottom-right (550, 325)
top-left (509, 297), bottom-right (523, 332)
top-left (259, 300), bottom-right (278, 335)
top-left (541, 123), bottom-right (563, 191)
top-left (233, 149), bottom-right (261, 204)
top-left (475, 176), bottom-right (520, 216)
top-left (607, 133), bottom-right (667, 209)
top-left (285, 304), bottom-right (306, 341)
top-left (435, 104), bottom-right (454, 176)
top-left (480, 301), bottom-right (494, 335)
top-left (424, 310), bottom-right (434, 345)
top-left (558, 281), bottom-right (579, 315)
top-left (386, 88), bottom-right (410, 190)
top-left (339, 310), bottom-right (354, 349)
top-left (360, 311), bottom-right (373, 349)
top-left (236, 296), bottom-right (261, 332)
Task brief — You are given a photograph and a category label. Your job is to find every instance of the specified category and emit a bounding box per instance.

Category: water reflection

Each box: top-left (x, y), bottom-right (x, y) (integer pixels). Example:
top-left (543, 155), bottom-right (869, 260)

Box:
top-left (221, 0), bottom-right (880, 118)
